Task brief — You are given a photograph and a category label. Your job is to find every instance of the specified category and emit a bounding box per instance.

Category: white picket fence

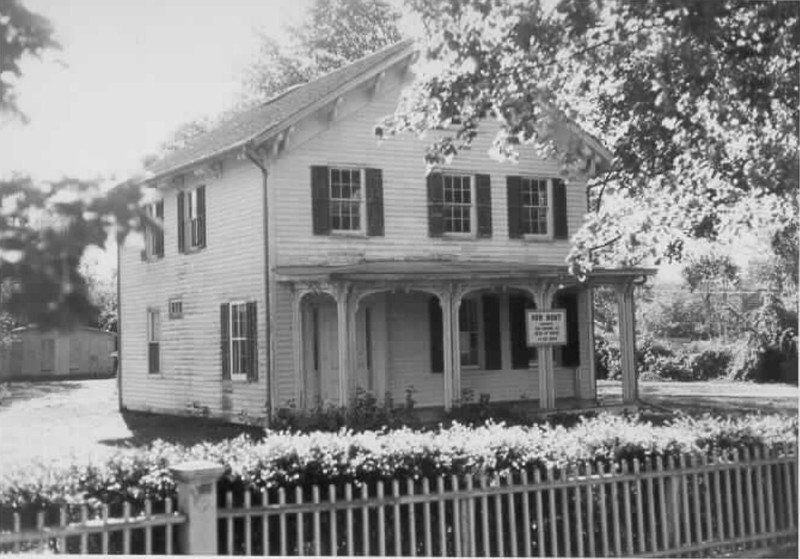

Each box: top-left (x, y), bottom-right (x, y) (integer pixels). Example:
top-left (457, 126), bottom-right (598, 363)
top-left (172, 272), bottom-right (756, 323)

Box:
top-left (218, 445), bottom-right (797, 557)
top-left (1, 444), bottom-right (796, 555)
top-left (0, 498), bottom-right (184, 554)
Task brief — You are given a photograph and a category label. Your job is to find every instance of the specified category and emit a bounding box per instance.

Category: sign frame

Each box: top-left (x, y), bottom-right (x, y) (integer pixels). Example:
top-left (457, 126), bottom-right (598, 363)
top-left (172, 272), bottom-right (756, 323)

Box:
top-left (525, 308), bottom-right (567, 346)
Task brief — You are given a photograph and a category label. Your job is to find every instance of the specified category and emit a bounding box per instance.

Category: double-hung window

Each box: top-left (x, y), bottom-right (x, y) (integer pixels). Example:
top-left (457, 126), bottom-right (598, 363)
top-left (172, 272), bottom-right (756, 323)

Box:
top-left (458, 297), bottom-right (481, 367)
top-left (221, 301), bottom-right (258, 381)
top-left (520, 178), bottom-right (551, 236)
top-left (177, 186), bottom-right (206, 252)
top-left (143, 201), bottom-right (164, 259)
top-left (443, 174), bottom-right (474, 234)
top-left (329, 168), bottom-right (364, 233)
top-left (147, 308), bottom-right (160, 374)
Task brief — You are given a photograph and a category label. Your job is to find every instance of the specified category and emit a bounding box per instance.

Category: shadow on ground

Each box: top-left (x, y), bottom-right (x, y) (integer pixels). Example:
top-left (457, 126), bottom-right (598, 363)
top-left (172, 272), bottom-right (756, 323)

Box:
top-left (0, 381), bottom-right (84, 406)
top-left (98, 411), bottom-right (264, 450)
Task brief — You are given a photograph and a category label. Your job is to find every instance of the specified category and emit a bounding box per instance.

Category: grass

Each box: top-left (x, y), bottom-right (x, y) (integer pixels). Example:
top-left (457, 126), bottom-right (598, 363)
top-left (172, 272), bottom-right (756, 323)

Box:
top-left (0, 378), bottom-right (796, 470)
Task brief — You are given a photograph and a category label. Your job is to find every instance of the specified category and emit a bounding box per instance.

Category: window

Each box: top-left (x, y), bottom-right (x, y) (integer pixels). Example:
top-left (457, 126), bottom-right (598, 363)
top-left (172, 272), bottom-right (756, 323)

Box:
top-left (40, 338), bottom-right (55, 372)
top-left (520, 178), bottom-right (551, 236)
top-left (168, 298), bottom-right (183, 319)
top-left (143, 201), bottom-right (164, 259)
top-left (443, 174), bottom-right (473, 234)
top-left (329, 168), bottom-right (364, 232)
top-left (147, 309), bottom-right (160, 374)
top-left (221, 301), bottom-right (258, 381)
top-left (178, 186), bottom-right (206, 252)
top-left (459, 297), bottom-right (480, 366)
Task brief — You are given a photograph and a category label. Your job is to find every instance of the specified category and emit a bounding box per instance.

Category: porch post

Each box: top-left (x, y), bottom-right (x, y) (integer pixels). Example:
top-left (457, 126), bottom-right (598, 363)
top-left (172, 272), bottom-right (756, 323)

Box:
top-left (334, 282), bottom-right (351, 406)
top-left (577, 287), bottom-right (597, 401)
top-left (291, 288), bottom-right (306, 408)
top-left (348, 292), bottom-right (359, 398)
top-left (439, 288), bottom-right (454, 411)
top-left (533, 282), bottom-right (559, 410)
top-left (450, 286), bottom-right (463, 406)
top-left (615, 281), bottom-right (637, 403)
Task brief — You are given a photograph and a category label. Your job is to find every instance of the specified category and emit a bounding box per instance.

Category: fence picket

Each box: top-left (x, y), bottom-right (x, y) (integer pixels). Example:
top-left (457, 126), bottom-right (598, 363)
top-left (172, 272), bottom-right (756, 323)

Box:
top-left (225, 491), bottom-right (234, 555)
top-left (520, 469), bottom-right (532, 558)
top-left (754, 448), bottom-right (767, 541)
top-left (422, 478), bottom-right (432, 557)
top-left (244, 489), bottom-right (253, 555)
top-left (80, 505), bottom-right (88, 553)
top-left (437, 476), bottom-right (446, 556)
top-left (452, 476), bottom-right (462, 558)
top-left (312, 485), bottom-right (321, 557)
top-left (328, 485), bottom-right (337, 557)
top-left (36, 510), bottom-right (45, 553)
top-left (586, 462), bottom-right (596, 557)
top-left (633, 458), bottom-right (645, 554)
top-left (784, 454), bottom-right (796, 528)
top-left (734, 450), bottom-right (746, 541)
top-left (377, 481), bottom-right (386, 556)
top-left (507, 473), bottom-right (518, 557)
top-left (610, 462), bottom-right (622, 556)
top-left (621, 460), bottom-right (634, 555)
top-left (464, 475), bottom-right (475, 558)
top-left (547, 467), bottom-right (558, 558)
top-left (393, 479), bottom-right (402, 556)
top-left (279, 487), bottom-right (288, 557)
top-left (408, 478), bottom-right (418, 557)
top-left (58, 505), bottom-right (68, 554)
top-left (657, 456), bottom-right (669, 551)
top-left (295, 486), bottom-right (305, 556)
top-left (480, 475), bottom-right (490, 557)
top-left (261, 489), bottom-right (270, 557)
top-left (122, 502), bottom-right (131, 554)
top-left (165, 497), bottom-right (174, 555)
top-left (12, 512), bottom-right (20, 554)
top-left (561, 469), bottom-right (571, 558)
top-left (764, 450), bottom-right (776, 540)
top-left (713, 451), bottom-right (725, 543)
top-left (598, 462), bottom-right (609, 557)
top-left (701, 455), bottom-right (712, 545)
top-left (645, 457), bottom-right (657, 553)
top-left (360, 484), bottom-right (370, 557)
top-left (724, 451), bottom-right (735, 542)
top-left (494, 474), bottom-right (505, 558)
top-left (534, 469), bottom-right (545, 558)
top-left (144, 499), bottom-right (152, 555)
top-left (680, 455), bottom-right (691, 546)
top-left (744, 448), bottom-right (756, 543)
top-left (344, 483), bottom-right (353, 557)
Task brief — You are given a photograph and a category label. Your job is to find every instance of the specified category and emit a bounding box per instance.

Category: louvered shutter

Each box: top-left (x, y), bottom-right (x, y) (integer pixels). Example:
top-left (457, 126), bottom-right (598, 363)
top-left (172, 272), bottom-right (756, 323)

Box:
top-left (196, 186), bottom-right (206, 248)
top-left (221, 303), bottom-right (231, 380)
top-left (506, 176), bottom-right (523, 238)
top-left (365, 168), bottom-right (384, 236)
top-left (155, 200), bottom-right (164, 257)
top-left (311, 166), bottom-right (331, 235)
top-left (557, 292), bottom-right (581, 366)
top-left (476, 174), bottom-right (492, 238)
top-left (177, 191), bottom-right (186, 253)
top-left (429, 296), bottom-right (443, 373)
top-left (509, 295), bottom-right (537, 369)
top-left (482, 294), bottom-right (501, 370)
top-left (553, 178), bottom-right (568, 239)
top-left (246, 301), bottom-right (258, 381)
top-left (427, 173), bottom-right (444, 237)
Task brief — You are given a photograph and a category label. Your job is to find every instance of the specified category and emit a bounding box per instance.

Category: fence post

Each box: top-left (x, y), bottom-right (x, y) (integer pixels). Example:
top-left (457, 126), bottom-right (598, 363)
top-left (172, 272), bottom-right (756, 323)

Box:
top-left (171, 461), bottom-right (225, 555)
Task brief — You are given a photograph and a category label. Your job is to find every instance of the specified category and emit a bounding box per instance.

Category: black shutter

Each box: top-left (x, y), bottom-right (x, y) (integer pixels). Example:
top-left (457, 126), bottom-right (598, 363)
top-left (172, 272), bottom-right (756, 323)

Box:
top-left (553, 178), bottom-right (568, 239)
top-left (311, 166), bottom-right (331, 235)
top-left (246, 301), bottom-right (258, 381)
top-left (155, 200), bottom-right (164, 257)
top-left (483, 294), bottom-right (501, 370)
top-left (196, 186), bottom-right (206, 248)
top-left (557, 291), bottom-right (581, 366)
top-left (427, 173), bottom-right (444, 237)
top-left (365, 168), bottom-right (384, 236)
top-left (507, 176), bottom-right (523, 238)
top-left (429, 296), bottom-right (443, 373)
top-left (475, 174), bottom-right (492, 238)
top-left (221, 303), bottom-right (231, 380)
top-left (509, 295), bottom-right (537, 369)
top-left (177, 191), bottom-right (186, 253)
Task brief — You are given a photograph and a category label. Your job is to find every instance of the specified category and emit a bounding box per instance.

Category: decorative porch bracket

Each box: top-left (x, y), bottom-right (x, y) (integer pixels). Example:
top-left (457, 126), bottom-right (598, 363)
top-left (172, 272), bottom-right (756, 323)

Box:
top-left (615, 280), bottom-right (637, 403)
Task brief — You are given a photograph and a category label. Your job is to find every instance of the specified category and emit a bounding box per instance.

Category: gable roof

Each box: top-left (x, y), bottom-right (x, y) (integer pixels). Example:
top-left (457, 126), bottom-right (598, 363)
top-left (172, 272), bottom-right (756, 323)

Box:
top-left (145, 40), bottom-right (415, 180)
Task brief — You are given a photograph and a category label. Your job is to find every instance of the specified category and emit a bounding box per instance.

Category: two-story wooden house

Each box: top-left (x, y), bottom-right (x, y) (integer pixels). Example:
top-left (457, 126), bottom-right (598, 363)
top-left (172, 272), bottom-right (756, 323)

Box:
top-left (119, 40), bottom-right (651, 424)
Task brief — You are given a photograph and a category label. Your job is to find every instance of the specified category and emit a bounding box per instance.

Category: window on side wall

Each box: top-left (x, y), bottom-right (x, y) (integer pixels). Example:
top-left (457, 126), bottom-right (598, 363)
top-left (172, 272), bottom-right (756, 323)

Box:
top-left (142, 200), bottom-right (164, 260)
top-left (147, 308), bottom-right (160, 374)
top-left (220, 301), bottom-right (258, 381)
top-left (177, 186), bottom-right (206, 253)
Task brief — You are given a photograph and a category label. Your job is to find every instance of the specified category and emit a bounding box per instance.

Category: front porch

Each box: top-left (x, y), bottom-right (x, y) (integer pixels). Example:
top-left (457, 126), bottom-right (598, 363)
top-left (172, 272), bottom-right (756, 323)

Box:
top-left (276, 261), bottom-right (654, 413)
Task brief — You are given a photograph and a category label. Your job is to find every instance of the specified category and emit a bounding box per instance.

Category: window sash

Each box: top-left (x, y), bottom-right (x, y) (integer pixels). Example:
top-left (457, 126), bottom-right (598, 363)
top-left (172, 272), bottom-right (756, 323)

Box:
top-left (459, 298), bottom-right (480, 367)
top-left (521, 178), bottom-right (550, 236)
top-left (329, 168), bottom-right (363, 232)
top-left (229, 302), bottom-right (249, 377)
top-left (443, 174), bottom-right (473, 234)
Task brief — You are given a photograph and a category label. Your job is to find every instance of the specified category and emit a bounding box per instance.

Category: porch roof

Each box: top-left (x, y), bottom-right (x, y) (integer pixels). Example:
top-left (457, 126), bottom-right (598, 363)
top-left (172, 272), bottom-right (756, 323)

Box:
top-left (275, 261), bottom-right (656, 284)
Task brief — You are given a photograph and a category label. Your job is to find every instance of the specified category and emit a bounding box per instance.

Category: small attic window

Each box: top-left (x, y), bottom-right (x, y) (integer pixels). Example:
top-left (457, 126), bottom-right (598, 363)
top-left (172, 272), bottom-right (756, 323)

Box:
top-left (169, 298), bottom-right (184, 319)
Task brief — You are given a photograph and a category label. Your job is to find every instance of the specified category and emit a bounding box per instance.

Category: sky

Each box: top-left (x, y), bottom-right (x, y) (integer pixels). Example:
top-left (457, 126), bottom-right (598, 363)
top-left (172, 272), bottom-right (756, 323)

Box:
top-left (1, 0), bottom-right (313, 181)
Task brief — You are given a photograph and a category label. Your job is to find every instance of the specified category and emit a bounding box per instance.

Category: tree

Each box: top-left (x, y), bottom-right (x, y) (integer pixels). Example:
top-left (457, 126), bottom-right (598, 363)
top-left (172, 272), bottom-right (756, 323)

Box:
top-left (385, 0), bottom-right (798, 278)
top-left (156, 0), bottom-right (403, 154)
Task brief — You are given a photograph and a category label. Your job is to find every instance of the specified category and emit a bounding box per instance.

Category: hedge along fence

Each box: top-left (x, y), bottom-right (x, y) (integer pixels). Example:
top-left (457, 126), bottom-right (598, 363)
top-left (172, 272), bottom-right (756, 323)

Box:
top-left (1, 413), bottom-right (797, 555)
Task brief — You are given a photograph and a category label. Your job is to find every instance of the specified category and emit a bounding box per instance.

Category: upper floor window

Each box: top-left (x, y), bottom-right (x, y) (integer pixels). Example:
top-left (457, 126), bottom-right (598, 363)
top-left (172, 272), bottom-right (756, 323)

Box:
top-left (177, 186), bottom-right (206, 253)
top-left (507, 176), bottom-right (569, 240)
top-left (427, 172), bottom-right (492, 238)
top-left (330, 168), bottom-right (363, 232)
top-left (311, 166), bottom-right (384, 236)
top-left (220, 301), bottom-right (258, 381)
top-left (520, 178), bottom-right (551, 236)
top-left (142, 201), bottom-right (164, 260)
top-left (147, 308), bottom-right (160, 374)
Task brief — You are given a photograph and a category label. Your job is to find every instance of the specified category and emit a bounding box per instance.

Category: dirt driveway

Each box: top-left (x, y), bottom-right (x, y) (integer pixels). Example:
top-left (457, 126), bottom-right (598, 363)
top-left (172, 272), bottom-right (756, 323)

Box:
top-left (0, 378), bottom-right (796, 470)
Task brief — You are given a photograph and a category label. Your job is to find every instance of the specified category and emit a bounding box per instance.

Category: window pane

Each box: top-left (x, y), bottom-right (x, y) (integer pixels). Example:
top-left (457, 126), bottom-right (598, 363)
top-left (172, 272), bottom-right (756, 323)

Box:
top-left (443, 175), bottom-right (472, 233)
top-left (329, 168), bottom-right (362, 231)
top-left (521, 178), bottom-right (549, 235)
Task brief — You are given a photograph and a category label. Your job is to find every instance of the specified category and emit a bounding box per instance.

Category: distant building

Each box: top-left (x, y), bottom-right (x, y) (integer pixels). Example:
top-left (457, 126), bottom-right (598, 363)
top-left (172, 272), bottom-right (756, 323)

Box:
top-left (0, 325), bottom-right (116, 380)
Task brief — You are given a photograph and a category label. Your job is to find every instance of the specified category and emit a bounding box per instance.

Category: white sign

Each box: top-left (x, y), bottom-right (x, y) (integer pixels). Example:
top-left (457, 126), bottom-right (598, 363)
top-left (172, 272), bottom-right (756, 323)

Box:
top-left (525, 309), bottom-right (567, 346)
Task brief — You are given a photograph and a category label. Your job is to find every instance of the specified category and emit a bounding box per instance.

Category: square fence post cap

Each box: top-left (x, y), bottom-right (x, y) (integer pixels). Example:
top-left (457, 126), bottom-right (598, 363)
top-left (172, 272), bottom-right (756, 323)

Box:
top-left (170, 460), bottom-right (226, 483)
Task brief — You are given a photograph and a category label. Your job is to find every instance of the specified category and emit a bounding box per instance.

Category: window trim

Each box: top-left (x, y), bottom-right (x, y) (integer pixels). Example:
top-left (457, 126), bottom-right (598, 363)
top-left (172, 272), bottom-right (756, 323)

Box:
top-left (520, 177), bottom-right (554, 240)
top-left (442, 172), bottom-right (477, 238)
top-left (328, 166), bottom-right (367, 235)
top-left (228, 300), bottom-right (250, 380)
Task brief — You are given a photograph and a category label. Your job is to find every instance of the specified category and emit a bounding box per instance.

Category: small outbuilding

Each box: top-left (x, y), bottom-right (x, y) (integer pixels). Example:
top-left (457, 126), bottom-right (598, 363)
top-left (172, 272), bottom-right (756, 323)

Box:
top-left (0, 326), bottom-right (117, 380)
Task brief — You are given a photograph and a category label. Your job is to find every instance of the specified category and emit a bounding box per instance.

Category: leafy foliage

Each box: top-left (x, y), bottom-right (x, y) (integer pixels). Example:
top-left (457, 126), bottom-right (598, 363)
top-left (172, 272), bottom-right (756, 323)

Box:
top-left (387, 0), bottom-right (799, 274)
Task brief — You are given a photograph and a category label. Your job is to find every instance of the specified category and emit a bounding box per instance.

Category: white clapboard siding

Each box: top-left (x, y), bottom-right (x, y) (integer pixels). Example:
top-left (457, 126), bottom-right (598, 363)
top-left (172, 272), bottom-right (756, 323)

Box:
top-left (119, 159), bottom-right (268, 420)
top-left (269, 69), bottom-right (589, 268)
